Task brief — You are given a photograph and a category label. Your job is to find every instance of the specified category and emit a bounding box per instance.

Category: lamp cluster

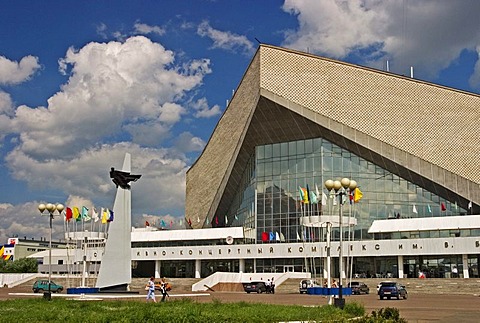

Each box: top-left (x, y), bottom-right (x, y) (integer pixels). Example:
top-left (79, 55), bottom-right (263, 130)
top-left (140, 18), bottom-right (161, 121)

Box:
top-left (38, 203), bottom-right (64, 215)
top-left (324, 178), bottom-right (357, 193)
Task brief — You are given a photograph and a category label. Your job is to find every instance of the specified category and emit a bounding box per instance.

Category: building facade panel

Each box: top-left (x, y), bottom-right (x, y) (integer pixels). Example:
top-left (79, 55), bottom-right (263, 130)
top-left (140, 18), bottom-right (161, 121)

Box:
top-left (258, 46), bottom-right (479, 202)
top-left (186, 53), bottom-right (261, 227)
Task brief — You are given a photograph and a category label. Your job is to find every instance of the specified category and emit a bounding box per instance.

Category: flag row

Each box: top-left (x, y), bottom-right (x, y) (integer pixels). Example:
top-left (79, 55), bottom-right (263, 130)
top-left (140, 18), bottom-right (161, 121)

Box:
top-left (64, 206), bottom-right (114, 224)
top-left (298, 184), bottom-right (363, 205)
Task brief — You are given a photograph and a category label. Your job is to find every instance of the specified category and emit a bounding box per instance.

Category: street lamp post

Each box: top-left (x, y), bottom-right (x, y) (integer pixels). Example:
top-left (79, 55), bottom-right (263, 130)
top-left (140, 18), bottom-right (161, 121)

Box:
top-left (38, 202), bottom-right (64, 300)
top-left (325, 178), bottom-right (357, 309)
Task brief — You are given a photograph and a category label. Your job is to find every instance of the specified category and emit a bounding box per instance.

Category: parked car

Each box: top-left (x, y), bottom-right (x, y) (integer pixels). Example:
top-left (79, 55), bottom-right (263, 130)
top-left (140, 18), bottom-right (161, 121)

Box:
top-left (377, 280), bottom-right (394, 293)
top-left (348, 281), bottom-right (370, 294)
top-left (378, 281), bottom-right (407, 300)
top-left (32, 280), bottom-right (63, 293)
top-left (243, 281), bottom-right (266, 293)
top-left (299, 279), bottom-right (321, 294)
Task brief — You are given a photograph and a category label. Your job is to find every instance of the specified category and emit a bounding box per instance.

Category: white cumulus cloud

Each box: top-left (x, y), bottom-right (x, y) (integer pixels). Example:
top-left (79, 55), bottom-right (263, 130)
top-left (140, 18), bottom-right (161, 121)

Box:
top-left (282, 0), bottom-right (480, 80)
top-left (1, 36), bottom-right (215, 229)
top-left (0, 55), bottom-right (41, 85)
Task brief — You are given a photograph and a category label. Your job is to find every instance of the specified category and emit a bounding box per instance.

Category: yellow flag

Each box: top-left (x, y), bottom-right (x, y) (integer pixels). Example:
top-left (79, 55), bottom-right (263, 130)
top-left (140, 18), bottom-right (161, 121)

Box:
top-left (102, 208), bottom-right (109, 224)
top-left (354, 188), bottom-right (363, 202)
top-left (73, 207), bottom-right (80, 220)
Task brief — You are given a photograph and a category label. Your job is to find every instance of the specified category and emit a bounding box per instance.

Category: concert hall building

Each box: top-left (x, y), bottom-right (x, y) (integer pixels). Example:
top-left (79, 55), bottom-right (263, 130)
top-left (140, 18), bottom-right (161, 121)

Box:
top-left (130, 45), bottom-right (480, 280)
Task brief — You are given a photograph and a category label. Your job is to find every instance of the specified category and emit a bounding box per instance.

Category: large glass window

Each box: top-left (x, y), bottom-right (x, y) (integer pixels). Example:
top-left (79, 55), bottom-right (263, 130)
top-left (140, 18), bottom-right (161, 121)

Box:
top-left (252, 138), bottom-right (468, 243)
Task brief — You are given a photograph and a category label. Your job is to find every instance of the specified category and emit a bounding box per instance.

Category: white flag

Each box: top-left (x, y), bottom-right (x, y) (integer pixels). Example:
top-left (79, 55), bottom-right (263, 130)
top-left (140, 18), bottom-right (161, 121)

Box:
top-left (468, 201), bottom-right (472, 209)
top-left (92, 207), bottom-right (99, 222)
top-left (275, 232), bottom-right (280, 241)
top-left (321, 192), bottom-right (327, 206)
top-left (296, 231), bottom-right (301, 241)
top-left (413, 205), bottom-right (418, 214)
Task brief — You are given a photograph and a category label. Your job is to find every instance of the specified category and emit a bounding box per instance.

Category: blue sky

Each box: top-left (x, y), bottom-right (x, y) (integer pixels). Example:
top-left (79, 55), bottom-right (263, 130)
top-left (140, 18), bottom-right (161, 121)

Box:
top-left (0, 0), bottom-right (479, 242)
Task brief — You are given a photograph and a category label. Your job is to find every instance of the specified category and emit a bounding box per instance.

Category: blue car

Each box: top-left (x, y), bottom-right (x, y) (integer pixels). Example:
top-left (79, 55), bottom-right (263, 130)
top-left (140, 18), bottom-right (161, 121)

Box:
top-left (378, 282), bottom-right (407, 300)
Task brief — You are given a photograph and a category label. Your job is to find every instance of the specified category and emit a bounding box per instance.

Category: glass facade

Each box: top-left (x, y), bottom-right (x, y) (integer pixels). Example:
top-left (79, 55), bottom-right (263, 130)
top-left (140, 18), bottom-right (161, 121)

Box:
top-left (228, 137), bottom-right (468, 243)
top-left (184, 136), bottom-right (475, 278)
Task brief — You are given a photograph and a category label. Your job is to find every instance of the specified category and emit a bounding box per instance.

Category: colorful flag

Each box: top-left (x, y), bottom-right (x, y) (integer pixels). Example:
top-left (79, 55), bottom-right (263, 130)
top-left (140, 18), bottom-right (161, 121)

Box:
top-left (101, 208), bottom-right (108, 224)
top-left (82, 206), bottom-right (91, 222)
top-left (441, 202), bottom-right (446, 211)
top-left (145, 221), bottom-right (150, 227)
top-left (73, 207), bottom-right (81, 222)
top-left (170, 220), bottom-right (173, 228)
top-left (215, 216), bottom-right (219, 225)
top-left (427, 205), bottom-right (432, 213)
top-left (108, 209), bottom-right (114, 222)
top-left (261, 232), bottom-right (268, 242)
top-left (187, 218), bottom-right (192, 226)
top-left (309, 190), bottom-right (318, 204)
top-left (353, 188), bottom-right (363, 203)
top-left (179, 219), bottom-right (183, 226)
top-left (206, 217), bottom-right (210, 225)
top-left (413, 205), bottom-right (418, 214)
top-left (269, 232), bottom-right (275, 241)
top-left (160, 219), bottom-right (166, 227)
top-left (298, 186), bottom-right (305, 203)
top-left (65, 207), bottom-right (73, 222)
top-left (305, 185), bottom-right (311, 204)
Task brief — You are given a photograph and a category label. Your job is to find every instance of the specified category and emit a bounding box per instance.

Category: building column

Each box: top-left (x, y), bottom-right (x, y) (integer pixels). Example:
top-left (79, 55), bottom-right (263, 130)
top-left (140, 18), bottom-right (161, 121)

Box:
top-left (239, 258), bottom-right (245, 273)
top-left (155, 260), bottom-right (161, 278)
top-left (195, 259), bottom-right (201, 278)
top-left (462, 254), bottom-right (469, 278)
top-left (397, 255), bottom-right (404, 279)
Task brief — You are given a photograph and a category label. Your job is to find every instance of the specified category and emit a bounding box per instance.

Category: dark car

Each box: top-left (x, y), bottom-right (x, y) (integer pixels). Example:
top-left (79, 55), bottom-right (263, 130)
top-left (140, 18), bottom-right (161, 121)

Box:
top-left (243, 281), bottom-right (266, 293)
top-left (299, 279), bottom-right (321, 294)
top-left (348, 281), bottom-right (370, 294)
top-left (378, 281), bottom-right (407, 300)
top-left (32, 279), bottom-right (63, 293)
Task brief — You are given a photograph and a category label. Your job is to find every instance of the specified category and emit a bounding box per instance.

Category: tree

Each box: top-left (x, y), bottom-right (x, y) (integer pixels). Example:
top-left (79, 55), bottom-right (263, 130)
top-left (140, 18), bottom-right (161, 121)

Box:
top-left (0, 257), bottom-right (38, 273)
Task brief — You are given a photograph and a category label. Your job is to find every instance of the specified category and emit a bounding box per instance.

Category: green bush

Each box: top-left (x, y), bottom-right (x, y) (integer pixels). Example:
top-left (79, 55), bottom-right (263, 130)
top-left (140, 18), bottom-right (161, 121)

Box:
top-left (343, 301), bottom-right (365, 317)
top-left (355, 307), bottom-right (407, 323)
top-left (0, 257), bottom-right (38, 273)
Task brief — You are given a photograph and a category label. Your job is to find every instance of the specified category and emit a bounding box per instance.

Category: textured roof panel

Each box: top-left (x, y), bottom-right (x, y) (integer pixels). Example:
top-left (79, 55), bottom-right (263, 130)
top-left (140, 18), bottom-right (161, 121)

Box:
top-left (259, 46), bottom-right (480, 184)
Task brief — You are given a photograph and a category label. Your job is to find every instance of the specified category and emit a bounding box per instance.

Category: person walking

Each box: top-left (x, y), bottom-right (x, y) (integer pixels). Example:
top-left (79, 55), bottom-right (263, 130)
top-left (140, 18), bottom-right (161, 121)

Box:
top-left (146, 276), bottom-right (156, 303)
top-left (270, 277), bottom-right (275, 294)
top-left (160, 277), bottom-right (169, 302)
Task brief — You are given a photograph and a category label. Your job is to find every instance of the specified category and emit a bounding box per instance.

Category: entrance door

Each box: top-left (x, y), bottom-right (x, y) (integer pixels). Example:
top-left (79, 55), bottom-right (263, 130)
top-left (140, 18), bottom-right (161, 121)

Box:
top-left (284, 265), bottom-right (294, 273)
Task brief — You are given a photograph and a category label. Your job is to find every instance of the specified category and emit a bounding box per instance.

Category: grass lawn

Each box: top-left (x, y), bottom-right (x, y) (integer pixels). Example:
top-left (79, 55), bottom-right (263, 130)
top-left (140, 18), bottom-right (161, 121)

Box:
top-left (0, 298), bottom-right (366, 322)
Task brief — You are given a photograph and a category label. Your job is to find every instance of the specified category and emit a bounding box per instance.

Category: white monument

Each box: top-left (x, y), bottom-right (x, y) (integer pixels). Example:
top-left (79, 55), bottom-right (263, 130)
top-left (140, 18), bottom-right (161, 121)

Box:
top-left (96, 153), bottom-right (140, 291)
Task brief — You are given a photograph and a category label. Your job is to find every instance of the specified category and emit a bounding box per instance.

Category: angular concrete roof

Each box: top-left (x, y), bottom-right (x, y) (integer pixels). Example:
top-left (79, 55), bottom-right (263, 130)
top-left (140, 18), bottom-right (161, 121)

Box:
top-left (186, 45), bottom-right (480, 228)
